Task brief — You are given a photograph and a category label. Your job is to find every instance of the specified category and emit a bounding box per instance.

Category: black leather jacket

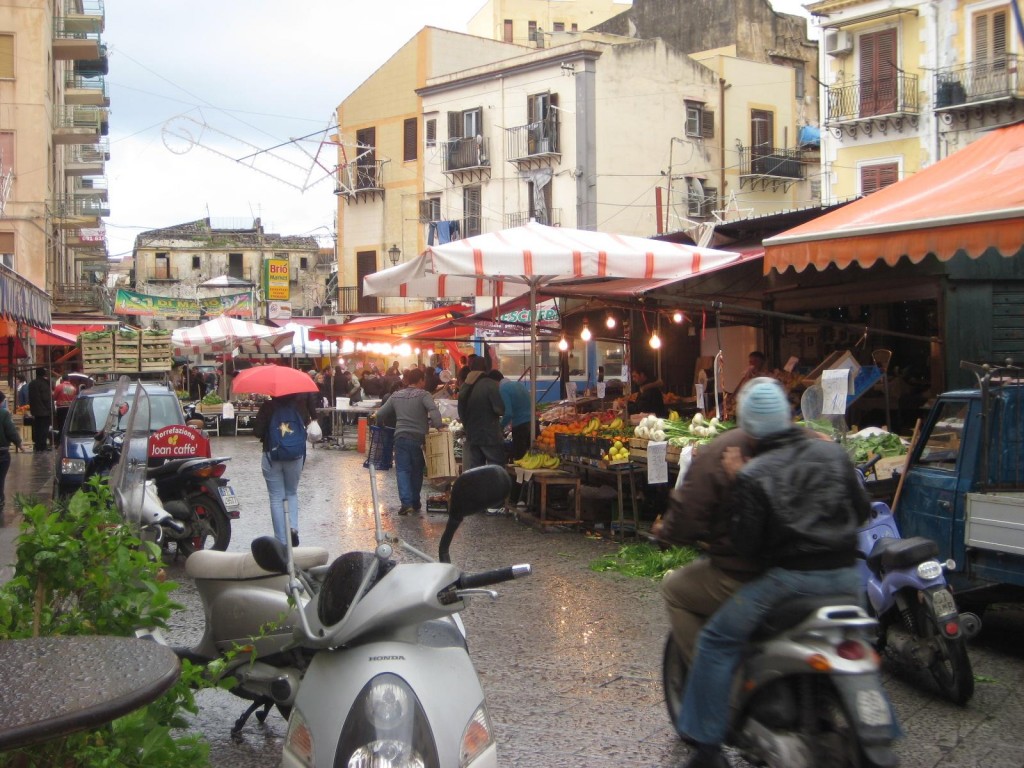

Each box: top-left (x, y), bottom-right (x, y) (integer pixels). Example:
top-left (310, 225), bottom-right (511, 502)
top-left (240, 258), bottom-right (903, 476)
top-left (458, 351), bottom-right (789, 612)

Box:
top-left (729, 429), bottom-right (869, 571)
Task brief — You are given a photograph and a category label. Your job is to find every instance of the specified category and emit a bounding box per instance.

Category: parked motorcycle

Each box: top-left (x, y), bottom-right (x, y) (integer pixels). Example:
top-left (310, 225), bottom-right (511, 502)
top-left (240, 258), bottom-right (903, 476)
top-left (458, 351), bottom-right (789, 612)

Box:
top-left (857, 457), bottom-right (980, 705)
top-left (92, 376), bottom-right (237, 554)
top-left (663, 598), bottom-right (899, 768)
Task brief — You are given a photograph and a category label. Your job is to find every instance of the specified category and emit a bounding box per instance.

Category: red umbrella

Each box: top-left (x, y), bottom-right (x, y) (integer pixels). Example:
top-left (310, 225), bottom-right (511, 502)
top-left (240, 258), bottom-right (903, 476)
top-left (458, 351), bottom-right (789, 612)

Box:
top-left (231, 364), bottom-right (319, 397)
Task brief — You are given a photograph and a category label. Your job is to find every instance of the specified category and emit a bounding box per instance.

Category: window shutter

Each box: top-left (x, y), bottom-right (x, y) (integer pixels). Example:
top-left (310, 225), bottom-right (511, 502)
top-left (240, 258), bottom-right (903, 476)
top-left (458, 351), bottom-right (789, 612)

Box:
top-left (447, 112), bottom-right (462, 140)
top-left (403, 118), bottom-right (417, 162)
top-left (0, 35), bottom-right (13, 79)
top-left (425, 118), bottom-right (436, 146)
top-left (861, 163), bottom-right (898, 195)
top-left (975, 12), bottom-right (989, 62)
top-left (993, 10), bottom-right (1007, 59)
top-left (418, 199), bottom-right (433, 223)
top-left (702, 109), bottom-right (715, 139)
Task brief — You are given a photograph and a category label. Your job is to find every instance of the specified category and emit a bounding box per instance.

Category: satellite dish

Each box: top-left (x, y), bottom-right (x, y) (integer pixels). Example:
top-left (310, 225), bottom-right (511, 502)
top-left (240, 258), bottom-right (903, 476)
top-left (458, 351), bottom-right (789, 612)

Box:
top-left (800, 384), bottom-right (824, 421)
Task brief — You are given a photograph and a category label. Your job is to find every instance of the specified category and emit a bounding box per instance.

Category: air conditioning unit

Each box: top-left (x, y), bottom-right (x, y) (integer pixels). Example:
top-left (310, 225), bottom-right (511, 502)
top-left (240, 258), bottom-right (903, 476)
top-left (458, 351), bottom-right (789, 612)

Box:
top-left (325, 316), bottom-right (340, 325)
top-left (824, 29), bottom-right (854, 57)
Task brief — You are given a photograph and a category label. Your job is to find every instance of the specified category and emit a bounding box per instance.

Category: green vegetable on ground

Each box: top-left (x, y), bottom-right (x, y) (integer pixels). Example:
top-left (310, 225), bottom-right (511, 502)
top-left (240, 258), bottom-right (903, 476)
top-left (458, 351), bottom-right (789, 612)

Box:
top-left (590, 543), bottom-right (700, 579)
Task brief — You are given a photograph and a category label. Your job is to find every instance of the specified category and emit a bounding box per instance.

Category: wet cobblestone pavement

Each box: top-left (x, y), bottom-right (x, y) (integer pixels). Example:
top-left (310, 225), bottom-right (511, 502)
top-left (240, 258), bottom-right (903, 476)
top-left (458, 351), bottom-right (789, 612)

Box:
top-left (5, 437), bottom-right (1024, 766)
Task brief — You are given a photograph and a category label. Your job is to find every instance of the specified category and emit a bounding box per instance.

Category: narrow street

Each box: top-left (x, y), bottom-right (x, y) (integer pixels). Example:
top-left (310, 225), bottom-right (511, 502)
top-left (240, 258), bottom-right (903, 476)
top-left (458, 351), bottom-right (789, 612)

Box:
top-left (5, 437), bottom-right (1024, 766)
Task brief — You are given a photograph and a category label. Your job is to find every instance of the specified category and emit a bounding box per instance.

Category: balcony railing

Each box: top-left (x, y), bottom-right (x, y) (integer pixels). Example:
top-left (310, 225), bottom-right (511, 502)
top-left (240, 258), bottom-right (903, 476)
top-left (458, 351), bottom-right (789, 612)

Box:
top-left (739, 147), bottom-right (805, 179)
top-left (506, 117), bottom-right (559, 162)
top-left (934, 56), bottom-right (1024, 108)
top-left (504, 209), bottom-right (561, 228)
top-left (72, 176), bottom-right (108, 198)
top-left (53, 282), bottom-right (102, 309)
top-left (336, 160), bottom-right (384, 198)
top-left (442, 137), bottom-right (490, 173)
top-left (339, 286), bottom-right (359, 313)
top-left (64, 72), bottom-right (109, 105)
top-left (826, 73), bottom-right (919, 123)
top-left (51, 195), bottom-right (108, 220)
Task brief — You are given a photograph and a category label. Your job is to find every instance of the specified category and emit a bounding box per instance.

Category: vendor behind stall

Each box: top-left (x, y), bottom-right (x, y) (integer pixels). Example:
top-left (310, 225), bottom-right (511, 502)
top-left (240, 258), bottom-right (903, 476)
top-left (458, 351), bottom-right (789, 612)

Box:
top-left (627, 366), bottom-right (668, 418)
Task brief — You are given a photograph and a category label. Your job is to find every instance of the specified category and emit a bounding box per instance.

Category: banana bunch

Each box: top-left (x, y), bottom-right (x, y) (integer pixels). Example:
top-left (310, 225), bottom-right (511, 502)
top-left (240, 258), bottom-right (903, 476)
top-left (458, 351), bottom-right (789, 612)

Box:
top-left (581, 417), bottom-right (602, 435)
top-left (606, 417), bottom-right (623, 430)
top-left (513, 451), bottom-right (561, 470)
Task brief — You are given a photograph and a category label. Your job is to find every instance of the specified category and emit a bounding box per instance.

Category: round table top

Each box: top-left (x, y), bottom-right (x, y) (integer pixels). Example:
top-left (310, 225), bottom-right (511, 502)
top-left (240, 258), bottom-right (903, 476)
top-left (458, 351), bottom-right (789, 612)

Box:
top-left (0, 635), bottom-right (181, 750)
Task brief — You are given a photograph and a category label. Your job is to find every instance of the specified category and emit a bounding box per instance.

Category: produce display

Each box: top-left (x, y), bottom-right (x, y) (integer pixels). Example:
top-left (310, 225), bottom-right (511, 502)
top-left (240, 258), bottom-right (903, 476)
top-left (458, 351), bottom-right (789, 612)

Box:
top-left (513, 451), bottom-right (562, 470)
top-left (634, 412), bottom-right (736, 447)
top-left (843, 431), bottom-right (906, 463)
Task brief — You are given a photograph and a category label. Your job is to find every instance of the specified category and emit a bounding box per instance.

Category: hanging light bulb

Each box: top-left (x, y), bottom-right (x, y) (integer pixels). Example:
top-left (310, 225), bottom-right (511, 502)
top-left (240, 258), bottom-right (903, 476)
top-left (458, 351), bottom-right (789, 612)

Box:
top-left (580, 319), bottom-right (592, 342)
top-left (605, 314), bottom-right (617, 330)
top-left (672, 310), bottom-right (684, 324)
top-left (649, 331), bottom-right (662, 350)
top-left (558, 336), bottom-right (569, 352)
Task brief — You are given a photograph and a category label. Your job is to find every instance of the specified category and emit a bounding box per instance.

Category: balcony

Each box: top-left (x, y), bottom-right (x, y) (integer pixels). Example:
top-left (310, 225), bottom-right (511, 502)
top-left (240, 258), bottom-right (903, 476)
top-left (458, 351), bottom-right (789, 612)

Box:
top-left (53, 282), bottom-right (103, 311)
top-left (934, 56), bottom-right (1024, 129)
top-left (50, 195), bottom-right (108, 227)
top-left (65, 71), bottom-right (109, 107)
top-left (53, 106), bottom-right (108, 145)
top-left (71, 176), bottom-right (108, 201)
top-left (504, 209), bottom-right (561, 228)
top-left (52, 1), bottom-right (104, 61)
top-left (506, 117), bottom-right (559, 168)
top-left (64, 141), bottom-right (109, 176)
top-left (337, 285), bottom-right (378, 314)
top-left (739, 146), bottom-right (804, 192)
top-left (442, 137), bottom-right (490, 183)
top-left (335, 160), bottom-right (384, 203)
top-left (825, 73), bottom-right (919, 138)
top-left (66, 226), bottom-right (106, 248)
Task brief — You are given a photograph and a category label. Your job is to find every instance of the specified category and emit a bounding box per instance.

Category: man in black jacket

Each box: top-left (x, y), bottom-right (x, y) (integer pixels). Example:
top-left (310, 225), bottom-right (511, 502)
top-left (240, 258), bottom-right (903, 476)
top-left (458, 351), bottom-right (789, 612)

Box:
top-left (27, 367), bottom-right (52, 452)
top-left (676, 378), bottom-right (873, 768)
top-left (457, 356), bottom-right (504, 471)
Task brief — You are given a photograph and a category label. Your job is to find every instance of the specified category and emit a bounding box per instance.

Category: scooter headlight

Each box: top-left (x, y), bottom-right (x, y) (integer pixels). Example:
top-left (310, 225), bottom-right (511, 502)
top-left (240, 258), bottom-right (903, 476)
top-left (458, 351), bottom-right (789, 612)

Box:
top-left (917, 560), bottom-right (943, 580)
top-left (337, 673), bottom-right (438, 768)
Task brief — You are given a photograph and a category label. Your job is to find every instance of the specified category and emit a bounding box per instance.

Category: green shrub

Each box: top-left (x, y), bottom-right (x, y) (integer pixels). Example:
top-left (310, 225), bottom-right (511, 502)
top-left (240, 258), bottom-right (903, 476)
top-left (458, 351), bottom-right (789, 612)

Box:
top-left (0, 479), bottom-right (217, 767)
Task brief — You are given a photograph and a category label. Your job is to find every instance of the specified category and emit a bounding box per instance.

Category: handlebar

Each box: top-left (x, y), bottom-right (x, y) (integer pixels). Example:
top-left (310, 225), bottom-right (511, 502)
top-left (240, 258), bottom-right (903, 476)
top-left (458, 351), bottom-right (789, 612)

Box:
top-left (457, 564), bottom-right (532, 590)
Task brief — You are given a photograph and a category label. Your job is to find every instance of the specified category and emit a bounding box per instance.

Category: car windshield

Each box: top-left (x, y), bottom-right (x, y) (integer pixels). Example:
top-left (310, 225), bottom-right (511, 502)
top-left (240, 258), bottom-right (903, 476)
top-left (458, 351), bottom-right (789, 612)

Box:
top-left (66, 393), bottom-right (183, 436)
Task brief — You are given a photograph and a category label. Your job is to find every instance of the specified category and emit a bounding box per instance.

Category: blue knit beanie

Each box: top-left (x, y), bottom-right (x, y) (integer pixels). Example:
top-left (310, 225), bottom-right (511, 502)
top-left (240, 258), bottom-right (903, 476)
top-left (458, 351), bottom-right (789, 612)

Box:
top-left (737, 377), bottom-right (792, 438)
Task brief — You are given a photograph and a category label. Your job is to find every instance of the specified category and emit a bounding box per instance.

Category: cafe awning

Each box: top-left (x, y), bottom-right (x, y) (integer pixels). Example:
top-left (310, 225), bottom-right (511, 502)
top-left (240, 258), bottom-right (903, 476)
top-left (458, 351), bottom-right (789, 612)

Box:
top-left (0, 266), bottom-right (52, 329)
top-left (764, 123), bottom-right (1024, 274)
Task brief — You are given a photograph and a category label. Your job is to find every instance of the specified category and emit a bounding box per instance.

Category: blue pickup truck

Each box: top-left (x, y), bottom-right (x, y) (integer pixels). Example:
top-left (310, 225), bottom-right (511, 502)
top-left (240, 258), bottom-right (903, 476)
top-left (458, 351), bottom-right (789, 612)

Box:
top-left (895, 362), bottom-right (1024, 608)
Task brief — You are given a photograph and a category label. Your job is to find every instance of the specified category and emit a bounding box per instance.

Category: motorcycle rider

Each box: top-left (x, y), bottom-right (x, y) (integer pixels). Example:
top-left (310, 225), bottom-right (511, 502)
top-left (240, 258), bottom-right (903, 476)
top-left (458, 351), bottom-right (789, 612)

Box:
top-left (678, 377), bottom-right (874, 768)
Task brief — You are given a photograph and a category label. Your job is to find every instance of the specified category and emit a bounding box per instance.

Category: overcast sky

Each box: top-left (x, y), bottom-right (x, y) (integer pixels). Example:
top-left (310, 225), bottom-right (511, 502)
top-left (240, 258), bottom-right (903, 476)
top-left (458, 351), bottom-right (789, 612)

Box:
top-left (102, 0), bottom-right (810, 261)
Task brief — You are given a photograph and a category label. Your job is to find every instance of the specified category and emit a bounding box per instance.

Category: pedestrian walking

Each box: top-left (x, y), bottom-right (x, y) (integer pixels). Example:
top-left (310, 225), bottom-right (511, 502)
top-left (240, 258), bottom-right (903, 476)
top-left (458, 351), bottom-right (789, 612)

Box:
top-left (27, 367), bottom-right (52, 452)
top-left (53, 372), bottom-right (79, 436)
top-left (0, 391), bottom-right (23, 516)
top-left (374, 369), bottom-right (442, 515)
top-left (458, 356), bottom-right (505, 471)
top-left (253, 393), bottom-right (312, 546)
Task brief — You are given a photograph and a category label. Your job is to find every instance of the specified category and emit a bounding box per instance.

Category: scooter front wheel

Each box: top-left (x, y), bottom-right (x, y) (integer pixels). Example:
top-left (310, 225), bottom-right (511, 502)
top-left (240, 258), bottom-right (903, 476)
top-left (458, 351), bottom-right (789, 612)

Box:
top-left (662, 634), bottom-right (687, 729)
top-left (178, 490), bottom-right (232, 555)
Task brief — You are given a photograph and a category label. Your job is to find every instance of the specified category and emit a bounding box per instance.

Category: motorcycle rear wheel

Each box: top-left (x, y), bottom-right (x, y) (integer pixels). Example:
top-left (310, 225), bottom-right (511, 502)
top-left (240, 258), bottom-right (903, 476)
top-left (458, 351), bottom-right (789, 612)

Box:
top-left (662, 635), bottom-right (687, 728)
top-left (177, 490), bottom-right (231, 555)
top-left (915, 602), bottom-right (974, 705)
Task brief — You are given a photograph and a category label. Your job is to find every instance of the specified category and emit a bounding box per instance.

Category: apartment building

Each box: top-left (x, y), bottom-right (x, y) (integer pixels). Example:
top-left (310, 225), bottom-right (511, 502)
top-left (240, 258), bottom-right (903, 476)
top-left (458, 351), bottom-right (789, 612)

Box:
top-left (467, 0), bottom-right (632, 47)
top-left (131, 219), bottom-right (321, 324)
top-left (812, 0), bottom-right (1023, 202)
top-left (334, 27), bottom-right (524, 315)
top-left (0, 0), bottom-right (110, 316)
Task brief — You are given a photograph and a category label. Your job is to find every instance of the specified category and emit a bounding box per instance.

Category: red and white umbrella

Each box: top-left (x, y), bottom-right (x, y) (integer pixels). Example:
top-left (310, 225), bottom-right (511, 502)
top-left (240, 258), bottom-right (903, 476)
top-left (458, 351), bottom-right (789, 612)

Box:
top-left (171, 317), bottom-right (294, 356)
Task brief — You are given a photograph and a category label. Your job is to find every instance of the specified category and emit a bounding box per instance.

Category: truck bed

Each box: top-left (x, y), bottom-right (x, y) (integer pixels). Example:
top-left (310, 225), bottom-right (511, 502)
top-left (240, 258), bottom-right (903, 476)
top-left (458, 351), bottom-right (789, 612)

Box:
top-left (965, 492), bottom-right (1024, 556)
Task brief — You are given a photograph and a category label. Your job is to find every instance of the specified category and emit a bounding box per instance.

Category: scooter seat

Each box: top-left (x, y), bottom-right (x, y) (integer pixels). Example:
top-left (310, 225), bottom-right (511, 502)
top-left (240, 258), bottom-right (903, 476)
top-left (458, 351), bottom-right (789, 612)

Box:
top-left (751, 594), bottom-right (862, 640)
top-left (867, 536), bottom-right (939, 572)
top-left (186, 546), bottom-right (329, 580)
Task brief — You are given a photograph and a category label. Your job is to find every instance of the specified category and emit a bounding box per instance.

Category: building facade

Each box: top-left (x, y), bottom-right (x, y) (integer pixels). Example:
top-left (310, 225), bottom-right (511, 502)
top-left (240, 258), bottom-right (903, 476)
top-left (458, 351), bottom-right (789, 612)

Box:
top-left (467, 0), bottom-right (632, 47)
top-left (811, 0), bottom-right (1023, 202)
top-left (131, 219), bottom-right (321, 324)
top-left (0, 0), bottom-right (110, 314)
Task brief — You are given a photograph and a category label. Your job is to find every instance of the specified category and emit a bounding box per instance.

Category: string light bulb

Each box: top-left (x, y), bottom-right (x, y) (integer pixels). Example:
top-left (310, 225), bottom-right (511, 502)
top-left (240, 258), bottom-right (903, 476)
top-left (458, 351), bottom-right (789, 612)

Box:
top-left (672, 310), bottom-right (684, 324)
top-left (605, 314), bottom-right (617, 330)
top-left (649, 331), bottom-right (662, 350)
top-left (558, 336), bottom-right (569, 352)
top-left (580, 319), bottom-right (592, 342)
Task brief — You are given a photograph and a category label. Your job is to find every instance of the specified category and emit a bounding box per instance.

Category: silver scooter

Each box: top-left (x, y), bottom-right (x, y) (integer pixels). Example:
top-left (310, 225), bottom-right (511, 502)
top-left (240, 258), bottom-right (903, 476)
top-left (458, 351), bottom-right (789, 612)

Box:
top-left (248, 463), bottom-right (531, 768)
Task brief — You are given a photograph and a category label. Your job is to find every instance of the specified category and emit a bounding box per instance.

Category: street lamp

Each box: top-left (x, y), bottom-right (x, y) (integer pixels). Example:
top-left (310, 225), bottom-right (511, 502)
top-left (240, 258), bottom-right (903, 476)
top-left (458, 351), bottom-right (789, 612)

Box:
top-left (387, 244), bottom-right (401, 266)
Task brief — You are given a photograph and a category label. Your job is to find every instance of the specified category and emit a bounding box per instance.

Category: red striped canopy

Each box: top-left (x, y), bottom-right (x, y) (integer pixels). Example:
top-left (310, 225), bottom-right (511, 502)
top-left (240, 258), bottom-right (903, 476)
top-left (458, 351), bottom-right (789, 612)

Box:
top-left (171, 317), bottom-right (294, 356)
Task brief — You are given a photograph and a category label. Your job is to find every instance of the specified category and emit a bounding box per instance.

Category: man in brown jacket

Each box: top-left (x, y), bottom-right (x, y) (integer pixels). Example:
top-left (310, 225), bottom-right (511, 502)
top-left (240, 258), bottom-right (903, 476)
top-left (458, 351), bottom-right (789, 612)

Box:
top-left (655, 427), bottom-right (759, 663)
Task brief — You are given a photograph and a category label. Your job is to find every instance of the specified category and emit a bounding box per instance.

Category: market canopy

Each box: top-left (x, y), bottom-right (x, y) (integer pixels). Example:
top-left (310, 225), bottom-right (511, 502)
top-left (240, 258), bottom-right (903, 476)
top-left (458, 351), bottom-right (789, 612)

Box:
top-left (764, 123), bottom-right (1024, 274)
top-left (235, 322), bottom-right (338, 358)
top-left (171, 316), bottom-right (294, 356)
top-left (310, 304), bottom-right (475, 343)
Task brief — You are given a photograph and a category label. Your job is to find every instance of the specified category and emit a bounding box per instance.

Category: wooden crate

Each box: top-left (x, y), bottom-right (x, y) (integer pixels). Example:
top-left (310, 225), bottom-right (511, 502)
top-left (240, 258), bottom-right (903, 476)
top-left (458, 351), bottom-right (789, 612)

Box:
top-left (425, 430), bottom-right (458, 479)
top-left (80, 335), bottom-right (114, 374)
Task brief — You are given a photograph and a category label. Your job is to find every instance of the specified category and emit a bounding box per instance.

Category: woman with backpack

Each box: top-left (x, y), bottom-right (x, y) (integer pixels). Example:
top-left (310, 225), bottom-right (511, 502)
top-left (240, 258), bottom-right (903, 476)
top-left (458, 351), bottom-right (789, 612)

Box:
top-left (254, 393), bottom-right (314, 546)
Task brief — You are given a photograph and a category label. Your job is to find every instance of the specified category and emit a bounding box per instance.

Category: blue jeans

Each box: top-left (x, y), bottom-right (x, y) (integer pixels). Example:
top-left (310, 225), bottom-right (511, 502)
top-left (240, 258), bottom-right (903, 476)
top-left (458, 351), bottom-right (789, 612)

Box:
top-left (678, 565), bottom-right (861, 746)
top-left (394, 436), bottom-right (425, 509)
top-left (261, 452), bottom-right (303, 544)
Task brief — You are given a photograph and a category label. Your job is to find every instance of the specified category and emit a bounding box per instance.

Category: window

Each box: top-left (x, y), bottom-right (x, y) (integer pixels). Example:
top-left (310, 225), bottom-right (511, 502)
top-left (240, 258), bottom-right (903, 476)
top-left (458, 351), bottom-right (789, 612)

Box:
top-left (300, 257), bottom-right (309, 269)
top-left (403, 117), bottom-right (417, 162)
top-left (355, 127), bottom-right (377, 188)
top-left (464, 186), bottom-right (482, 237)
top-left (0, 34), bottom-right (13, 79)
top-left (684, 102), bottom-right (704, 137)
top-left (974, 8), bottom-right (1008, 65)
top-left (794, 63), bottom-right (805, 100)
top-left (528, 20), bottom-right (538, 42)
top-left (553, 22), bottom-right (565, 32)
top-left (503, 19), bottom-right (513, 43)
top-left (425, 118), bottom-right (436, 147)
top-left (528, 92), bottom-right (557, 153)
top-left (0, 232), bottom-right (13, 269)
top-left (859, 29), bottom-right (898, 117)
top-left (571, 23), bottom-right (578, 32)
top-left (191, 255), bottom-right (201, 270)
top-left (527, 180), bottom-right (553, 224)
top-left (0, 131), bottom-right (13, 202)
top-left (419, 195), bottom-right (441, 223)
top-left (228, 253), bottom-right (243, 279)
top-left (448, 108), bottom-right (481, 140)
top-left (915, 400), bottom-right (969, 471)
top-left (860, 162), bottom-right (899, 194)
top-left (154, 253), bottom-right (170, 280)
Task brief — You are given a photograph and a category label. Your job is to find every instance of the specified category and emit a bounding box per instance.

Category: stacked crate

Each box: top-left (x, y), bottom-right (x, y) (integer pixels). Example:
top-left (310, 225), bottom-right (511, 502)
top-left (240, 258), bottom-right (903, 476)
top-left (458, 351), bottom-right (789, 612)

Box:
top-left (113, 331), bottom-right (140, 373)
top-left (139, 330), bottom-right (172, 372)
top-left (80, 332), bottom-right (114, 375)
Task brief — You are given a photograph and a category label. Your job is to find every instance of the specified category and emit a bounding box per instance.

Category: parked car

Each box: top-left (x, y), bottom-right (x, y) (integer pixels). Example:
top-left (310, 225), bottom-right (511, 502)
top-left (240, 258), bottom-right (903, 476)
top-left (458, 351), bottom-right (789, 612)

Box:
top-left (54, 380), bottom-right (188, 499)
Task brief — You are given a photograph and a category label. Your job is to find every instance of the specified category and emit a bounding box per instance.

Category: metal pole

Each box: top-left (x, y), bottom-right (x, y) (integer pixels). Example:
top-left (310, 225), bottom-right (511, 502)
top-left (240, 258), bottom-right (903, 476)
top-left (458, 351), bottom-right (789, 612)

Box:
top-left (529, 280), bottom-right (538, 442)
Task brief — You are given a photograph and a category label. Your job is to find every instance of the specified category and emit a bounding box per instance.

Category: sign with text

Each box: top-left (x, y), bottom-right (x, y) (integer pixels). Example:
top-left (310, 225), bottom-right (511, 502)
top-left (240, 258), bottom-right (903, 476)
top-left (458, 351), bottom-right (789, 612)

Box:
top-left (148, 425), bottom-right (211, 460)
top-left (114, 289), bottom-right (253, 318)
top-left (264, 258), bottom-right (291, 301)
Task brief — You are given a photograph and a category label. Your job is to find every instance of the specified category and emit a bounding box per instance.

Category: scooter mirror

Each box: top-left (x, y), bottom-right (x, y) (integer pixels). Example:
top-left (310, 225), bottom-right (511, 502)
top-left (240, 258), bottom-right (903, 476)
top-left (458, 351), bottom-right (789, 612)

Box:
top-left (252, 536), bottom-right (289, 574)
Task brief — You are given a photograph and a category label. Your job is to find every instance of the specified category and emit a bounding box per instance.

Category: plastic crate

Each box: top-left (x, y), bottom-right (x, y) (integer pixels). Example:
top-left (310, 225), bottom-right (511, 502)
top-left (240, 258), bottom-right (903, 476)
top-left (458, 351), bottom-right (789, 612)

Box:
top-left (363, 425), bottom-right (395, 470)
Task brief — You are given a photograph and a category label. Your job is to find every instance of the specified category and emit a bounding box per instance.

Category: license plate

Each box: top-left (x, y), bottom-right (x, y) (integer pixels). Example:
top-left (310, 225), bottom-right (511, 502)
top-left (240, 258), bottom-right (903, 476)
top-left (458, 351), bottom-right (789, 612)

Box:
top-left (929, 588), bottom-right (957, 618)
top-left (855, 689), bottom-right (892, 727)
top-left (219, 485), bottom-right (240, 510)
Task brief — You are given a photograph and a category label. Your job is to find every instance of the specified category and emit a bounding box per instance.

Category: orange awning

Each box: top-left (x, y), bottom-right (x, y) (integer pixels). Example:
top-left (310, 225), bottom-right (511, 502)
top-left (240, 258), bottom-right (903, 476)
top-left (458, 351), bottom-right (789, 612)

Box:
top-left (764, 123), bottom-right (1024, 274)
top-left (33, 327), bottom-right (78, 346)
top-left (310, 305), bottom-right (474, 341)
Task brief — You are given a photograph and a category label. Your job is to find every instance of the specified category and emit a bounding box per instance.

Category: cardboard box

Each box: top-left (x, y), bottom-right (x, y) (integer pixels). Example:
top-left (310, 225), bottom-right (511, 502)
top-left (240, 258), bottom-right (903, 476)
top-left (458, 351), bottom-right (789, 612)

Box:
top-left (425, 430), bottom-right (458, 479)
